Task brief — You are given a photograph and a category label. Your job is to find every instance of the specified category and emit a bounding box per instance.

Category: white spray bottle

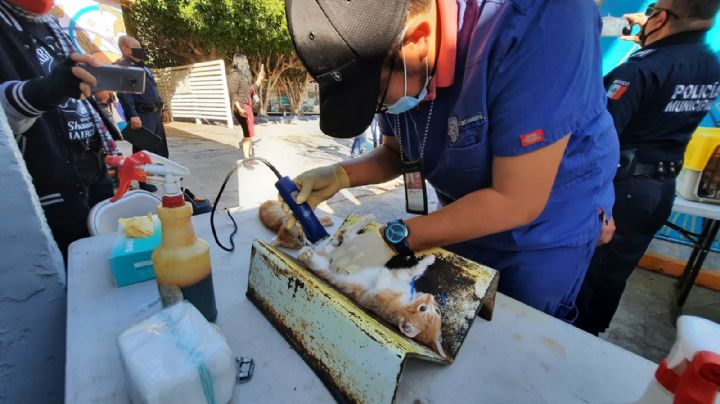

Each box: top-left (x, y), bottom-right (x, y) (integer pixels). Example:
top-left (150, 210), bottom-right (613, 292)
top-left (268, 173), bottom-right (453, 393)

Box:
top-left (634, 316), bottom-right (720, 404)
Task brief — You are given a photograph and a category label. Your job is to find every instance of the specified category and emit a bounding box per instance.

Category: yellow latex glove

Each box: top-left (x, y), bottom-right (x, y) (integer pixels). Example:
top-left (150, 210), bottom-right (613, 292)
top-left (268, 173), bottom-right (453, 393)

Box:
top-left (280, 164), bottom-right (350, 229)
top-left (328, 229), bottom-right (396, 274)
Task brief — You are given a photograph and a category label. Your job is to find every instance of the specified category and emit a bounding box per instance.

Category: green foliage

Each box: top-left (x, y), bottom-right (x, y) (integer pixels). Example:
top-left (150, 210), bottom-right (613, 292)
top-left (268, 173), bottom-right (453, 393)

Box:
top-left (125, 0), bottom-right (293, 67)
top-left (124, 0), bottom-right (312, 116)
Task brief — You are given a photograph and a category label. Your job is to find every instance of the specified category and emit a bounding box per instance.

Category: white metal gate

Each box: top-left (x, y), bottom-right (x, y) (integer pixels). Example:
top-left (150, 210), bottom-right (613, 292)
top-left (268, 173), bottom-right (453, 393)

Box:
top-left (152, 60), bottom-right (233, 129)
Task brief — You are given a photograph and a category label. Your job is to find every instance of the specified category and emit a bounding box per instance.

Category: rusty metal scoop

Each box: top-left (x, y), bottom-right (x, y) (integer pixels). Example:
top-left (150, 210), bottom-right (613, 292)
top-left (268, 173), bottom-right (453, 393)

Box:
top-left (247, 215), bottom-right (499, 403)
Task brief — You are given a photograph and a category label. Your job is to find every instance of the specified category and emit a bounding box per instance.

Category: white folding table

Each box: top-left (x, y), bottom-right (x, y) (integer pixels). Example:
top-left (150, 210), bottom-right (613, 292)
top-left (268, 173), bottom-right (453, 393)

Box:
top-left (65, 208), bottom-right (657, 403)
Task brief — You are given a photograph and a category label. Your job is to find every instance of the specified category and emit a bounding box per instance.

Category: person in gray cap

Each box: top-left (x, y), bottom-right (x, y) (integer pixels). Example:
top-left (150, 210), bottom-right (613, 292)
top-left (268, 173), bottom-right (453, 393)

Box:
top-left (282, 0), bottom-right (619, 321)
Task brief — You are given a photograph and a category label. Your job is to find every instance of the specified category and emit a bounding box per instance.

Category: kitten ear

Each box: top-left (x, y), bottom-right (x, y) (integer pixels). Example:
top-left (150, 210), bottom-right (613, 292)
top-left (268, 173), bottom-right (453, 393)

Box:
top-left (399, 320), bottom-right (420, 338)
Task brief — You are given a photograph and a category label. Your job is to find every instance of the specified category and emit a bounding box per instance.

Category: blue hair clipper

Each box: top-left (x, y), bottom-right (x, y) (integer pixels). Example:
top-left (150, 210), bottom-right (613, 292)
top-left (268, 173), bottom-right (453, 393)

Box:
top-left (275, 176), bottom-right (329, 244)
top-left (210, 157), bottom-right (330, 252)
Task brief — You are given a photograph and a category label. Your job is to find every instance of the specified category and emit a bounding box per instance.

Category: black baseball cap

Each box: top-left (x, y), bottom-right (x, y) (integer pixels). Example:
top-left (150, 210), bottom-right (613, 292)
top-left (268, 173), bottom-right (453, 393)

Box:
top-left (286, 0), bottom-right (408, 138)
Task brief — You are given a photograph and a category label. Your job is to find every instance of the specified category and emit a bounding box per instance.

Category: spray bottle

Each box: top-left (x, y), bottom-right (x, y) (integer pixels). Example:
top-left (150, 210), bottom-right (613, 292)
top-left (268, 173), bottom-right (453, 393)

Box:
top-left (633, 316), bottom-right (720, 404)
top-left (106, 151), bottom-right (218, 322)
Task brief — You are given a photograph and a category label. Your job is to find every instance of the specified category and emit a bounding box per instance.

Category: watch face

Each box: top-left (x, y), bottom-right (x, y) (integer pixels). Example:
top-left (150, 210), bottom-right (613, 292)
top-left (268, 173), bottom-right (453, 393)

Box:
top-left (385, 222), bottom-right (408, 244)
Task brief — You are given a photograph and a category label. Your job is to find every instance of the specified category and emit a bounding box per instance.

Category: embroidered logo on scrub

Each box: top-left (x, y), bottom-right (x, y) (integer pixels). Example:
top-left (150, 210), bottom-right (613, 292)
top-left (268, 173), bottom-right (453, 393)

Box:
top-left (607, 80), bottom-right (630, 100)
top-left (447, 114), bottom-right (486, 144)
top-left (520, 129), bottom-right (545, 147)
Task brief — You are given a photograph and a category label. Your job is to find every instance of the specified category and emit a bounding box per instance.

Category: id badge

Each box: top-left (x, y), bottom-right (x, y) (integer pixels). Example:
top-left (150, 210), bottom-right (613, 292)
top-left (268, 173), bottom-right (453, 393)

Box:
top-left (403, 160), bottom-right (428, 215)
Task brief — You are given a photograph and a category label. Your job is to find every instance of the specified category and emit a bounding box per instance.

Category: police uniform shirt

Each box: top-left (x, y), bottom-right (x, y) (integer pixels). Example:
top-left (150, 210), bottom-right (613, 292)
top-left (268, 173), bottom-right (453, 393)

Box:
top-left (604, 30), bottom-right (720, 163)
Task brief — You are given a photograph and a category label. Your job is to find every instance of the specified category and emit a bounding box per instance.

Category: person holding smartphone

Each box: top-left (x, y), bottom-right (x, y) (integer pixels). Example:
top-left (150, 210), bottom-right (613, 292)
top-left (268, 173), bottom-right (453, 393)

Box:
top-left (0, 0), bottom-right (120, 261)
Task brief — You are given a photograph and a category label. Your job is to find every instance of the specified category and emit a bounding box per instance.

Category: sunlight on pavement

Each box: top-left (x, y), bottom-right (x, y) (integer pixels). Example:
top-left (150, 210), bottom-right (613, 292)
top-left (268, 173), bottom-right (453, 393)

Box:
top-left (339, 189), bottom-right (362, 206)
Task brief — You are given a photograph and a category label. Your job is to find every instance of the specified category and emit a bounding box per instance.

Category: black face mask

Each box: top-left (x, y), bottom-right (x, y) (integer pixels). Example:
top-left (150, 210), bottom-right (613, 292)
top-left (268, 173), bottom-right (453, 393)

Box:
top-left (639, 9), bottom-right (675, 46)
top-left (131, 48), bottom-right (147, 61)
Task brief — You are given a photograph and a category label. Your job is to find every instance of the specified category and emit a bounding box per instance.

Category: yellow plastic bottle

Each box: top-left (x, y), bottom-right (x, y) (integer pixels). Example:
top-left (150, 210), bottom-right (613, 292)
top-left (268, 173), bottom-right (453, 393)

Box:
top-left (152, 194), bottom-right (217, 322)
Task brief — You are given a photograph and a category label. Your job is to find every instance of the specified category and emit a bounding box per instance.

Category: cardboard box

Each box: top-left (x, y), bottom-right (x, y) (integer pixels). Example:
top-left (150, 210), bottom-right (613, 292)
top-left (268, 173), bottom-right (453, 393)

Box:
top-left (109, 218), bottom-right (161, 287)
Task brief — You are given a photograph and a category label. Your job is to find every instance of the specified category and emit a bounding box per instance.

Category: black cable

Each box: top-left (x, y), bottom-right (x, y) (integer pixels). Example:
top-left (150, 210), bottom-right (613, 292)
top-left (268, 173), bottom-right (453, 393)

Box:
top-left (210, 157), bottom-right (284, 252)
top-left (252, 157), bottom-right (283, 179)
top-left (210, 164), bottom-right (239, 252)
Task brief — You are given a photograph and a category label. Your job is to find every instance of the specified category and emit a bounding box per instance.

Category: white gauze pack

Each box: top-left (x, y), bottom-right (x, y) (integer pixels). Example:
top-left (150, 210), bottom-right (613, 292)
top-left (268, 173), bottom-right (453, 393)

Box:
top-left (118, 302), bottom-right (236, 404)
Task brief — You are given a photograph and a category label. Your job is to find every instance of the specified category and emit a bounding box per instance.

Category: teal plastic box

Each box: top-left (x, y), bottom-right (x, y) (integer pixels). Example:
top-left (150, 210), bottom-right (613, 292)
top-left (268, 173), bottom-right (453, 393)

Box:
top-left (109, 218), bottom-right (162, 287)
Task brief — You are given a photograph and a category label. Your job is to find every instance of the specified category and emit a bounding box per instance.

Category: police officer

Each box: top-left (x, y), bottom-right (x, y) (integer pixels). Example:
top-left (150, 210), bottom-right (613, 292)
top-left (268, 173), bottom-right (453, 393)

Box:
top-left (116, 35), bottom-right (170, 159)
top-left (0, 0), bottom-right (119, 261)
top-left (575, 0), bottom-right (720, 335)
top-left (281, 0), bottom-right (618, 320)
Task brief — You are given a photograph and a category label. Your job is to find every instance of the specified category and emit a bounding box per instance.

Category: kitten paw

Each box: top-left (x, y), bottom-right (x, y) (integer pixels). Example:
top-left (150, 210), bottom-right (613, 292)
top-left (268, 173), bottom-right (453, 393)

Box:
top-left (420, 254), bottom-right (436, 266)
top-left (298, 246), bottom-right (315, 265)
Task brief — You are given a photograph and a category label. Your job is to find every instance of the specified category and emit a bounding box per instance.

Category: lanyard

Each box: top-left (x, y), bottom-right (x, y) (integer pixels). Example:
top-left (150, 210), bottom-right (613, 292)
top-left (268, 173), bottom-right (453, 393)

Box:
top-left (393, 100), bottom-right (435, 215)
top-left (393, 99), bottom-right (435, 163)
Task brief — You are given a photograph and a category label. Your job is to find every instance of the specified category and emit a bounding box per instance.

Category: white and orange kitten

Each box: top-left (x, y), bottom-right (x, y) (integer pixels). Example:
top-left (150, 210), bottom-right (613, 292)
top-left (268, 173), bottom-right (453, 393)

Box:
top-left (298, 215), bottom-right (445, 357)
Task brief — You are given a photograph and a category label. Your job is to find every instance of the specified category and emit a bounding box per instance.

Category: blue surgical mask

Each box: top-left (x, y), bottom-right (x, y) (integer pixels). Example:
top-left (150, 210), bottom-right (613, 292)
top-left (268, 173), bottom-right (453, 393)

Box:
top-left (386, 51), bottom-right (430, 115)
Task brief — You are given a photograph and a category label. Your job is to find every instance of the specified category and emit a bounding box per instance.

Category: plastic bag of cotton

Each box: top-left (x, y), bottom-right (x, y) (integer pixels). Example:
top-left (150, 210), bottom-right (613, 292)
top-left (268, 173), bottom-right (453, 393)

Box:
top-left (118, 301), bottom-right (236, 404)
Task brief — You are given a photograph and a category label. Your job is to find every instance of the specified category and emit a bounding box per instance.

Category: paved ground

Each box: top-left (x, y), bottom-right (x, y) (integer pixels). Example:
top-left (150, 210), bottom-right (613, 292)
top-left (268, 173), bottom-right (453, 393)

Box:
top-left (125, 119), bottom-right (720, 363)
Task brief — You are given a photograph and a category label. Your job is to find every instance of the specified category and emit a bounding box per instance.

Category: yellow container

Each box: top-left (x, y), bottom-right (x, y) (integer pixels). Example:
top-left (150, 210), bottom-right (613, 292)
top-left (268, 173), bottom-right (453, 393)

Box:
top-left (152, 201), bottom-right (217, 321)
top-left (677, 127), bottom-right (720, 203)
top-left (683, 127), bottom-right (720, 170)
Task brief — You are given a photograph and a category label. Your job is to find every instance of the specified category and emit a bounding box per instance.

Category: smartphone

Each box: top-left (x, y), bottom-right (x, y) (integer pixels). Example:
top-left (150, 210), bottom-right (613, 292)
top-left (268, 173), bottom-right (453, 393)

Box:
top-left (601, 16), bottom-right (632, 37)
top-left (81, 64), bottom-right (146, 94)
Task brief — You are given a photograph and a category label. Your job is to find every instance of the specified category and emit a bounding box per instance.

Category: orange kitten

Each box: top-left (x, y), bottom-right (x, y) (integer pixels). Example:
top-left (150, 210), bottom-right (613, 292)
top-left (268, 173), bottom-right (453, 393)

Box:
top-left (259, 200), bottom-right (333, 249)
top-left (298, 216), bottom-right (445, 357)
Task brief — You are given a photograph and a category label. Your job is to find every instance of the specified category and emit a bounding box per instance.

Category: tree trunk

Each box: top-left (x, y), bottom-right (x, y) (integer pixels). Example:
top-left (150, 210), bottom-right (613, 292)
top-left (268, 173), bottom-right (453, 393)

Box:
top-left (280, 69), bottom-right (312, 116)
top-left (250, 54), bottom-right (302, 116)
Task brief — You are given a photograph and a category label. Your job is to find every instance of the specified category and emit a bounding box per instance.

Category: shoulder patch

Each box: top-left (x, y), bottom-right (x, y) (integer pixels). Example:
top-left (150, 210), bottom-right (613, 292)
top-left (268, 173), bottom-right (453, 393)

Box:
top-left (607, 79), bottom-right (630, 101)
top-left (629, 49), bottom-right (657, 60)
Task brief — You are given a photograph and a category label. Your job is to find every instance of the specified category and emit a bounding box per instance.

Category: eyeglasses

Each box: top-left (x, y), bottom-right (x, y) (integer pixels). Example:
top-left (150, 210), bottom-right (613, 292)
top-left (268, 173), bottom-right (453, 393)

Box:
top-left (375, 54), bottom-right (397, 113)
top-left (645, 3), bottom-right (679, 18)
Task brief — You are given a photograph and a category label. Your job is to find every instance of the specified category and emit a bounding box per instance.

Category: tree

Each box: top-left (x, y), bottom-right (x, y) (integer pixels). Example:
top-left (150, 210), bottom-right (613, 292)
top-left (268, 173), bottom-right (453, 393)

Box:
top-left (250, 54), bottom-right (305, 115)
top-left (278, 67), bottom-right (313, 116)
top-left (123, 0), bottom-right (304, 115)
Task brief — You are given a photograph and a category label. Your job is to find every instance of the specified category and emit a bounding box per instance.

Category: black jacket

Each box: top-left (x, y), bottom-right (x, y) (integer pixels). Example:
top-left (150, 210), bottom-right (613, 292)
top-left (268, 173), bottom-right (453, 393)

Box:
top-left (0, 4), bottom-right (104, 198)
top-left (604, 31), bottom-right (720, 163)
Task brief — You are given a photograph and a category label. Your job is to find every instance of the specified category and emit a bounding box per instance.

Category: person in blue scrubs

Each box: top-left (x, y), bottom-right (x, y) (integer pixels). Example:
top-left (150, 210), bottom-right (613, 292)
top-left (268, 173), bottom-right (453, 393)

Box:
top-left (283, 0), bottom-right (619, 320)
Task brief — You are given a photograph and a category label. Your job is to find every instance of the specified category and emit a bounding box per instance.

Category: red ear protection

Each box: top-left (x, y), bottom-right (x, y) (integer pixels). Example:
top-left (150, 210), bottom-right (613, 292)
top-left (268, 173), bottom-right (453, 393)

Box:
top-left (8, 0), bottom-right (54, 15)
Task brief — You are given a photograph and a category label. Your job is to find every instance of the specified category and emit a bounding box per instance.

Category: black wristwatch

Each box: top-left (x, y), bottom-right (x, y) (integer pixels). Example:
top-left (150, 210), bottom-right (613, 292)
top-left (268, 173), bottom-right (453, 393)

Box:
top-left (383, 219), bottom-right (413, 256)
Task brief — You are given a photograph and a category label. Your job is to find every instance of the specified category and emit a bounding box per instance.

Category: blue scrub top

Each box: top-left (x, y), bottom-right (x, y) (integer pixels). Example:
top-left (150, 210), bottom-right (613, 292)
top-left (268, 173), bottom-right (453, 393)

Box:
top-left (379, 0), bottom-right (619, 253)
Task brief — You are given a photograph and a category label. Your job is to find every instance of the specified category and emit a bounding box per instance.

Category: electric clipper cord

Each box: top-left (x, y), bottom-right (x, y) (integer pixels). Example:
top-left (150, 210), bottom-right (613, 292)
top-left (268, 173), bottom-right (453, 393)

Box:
top-left (211, 157), bottom-right (329, 251)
